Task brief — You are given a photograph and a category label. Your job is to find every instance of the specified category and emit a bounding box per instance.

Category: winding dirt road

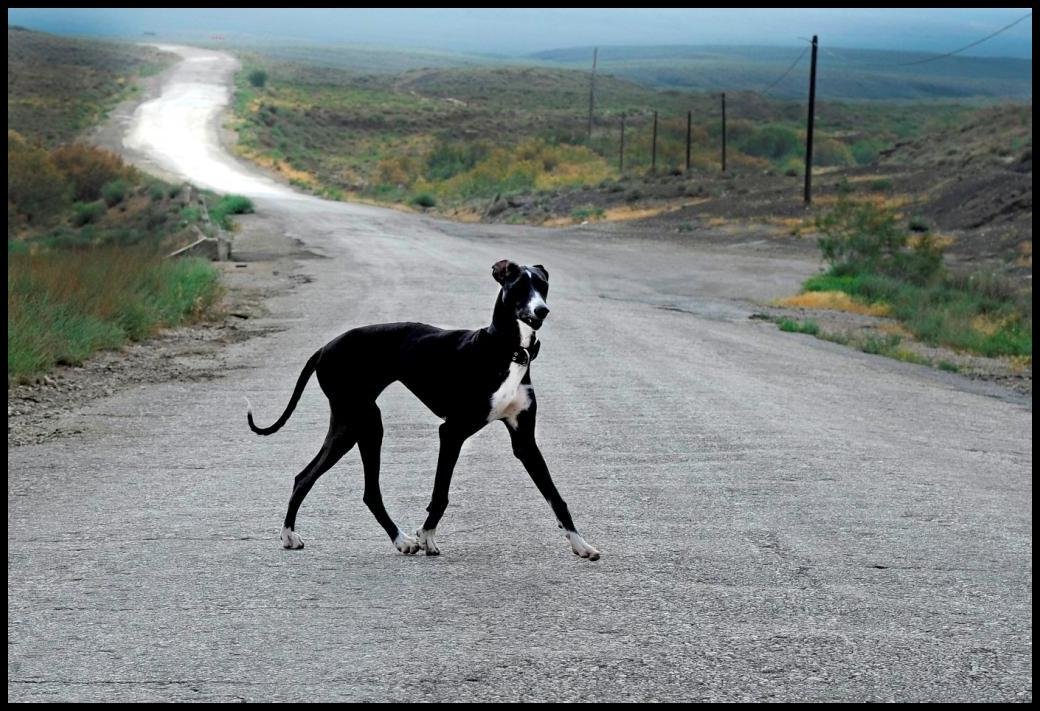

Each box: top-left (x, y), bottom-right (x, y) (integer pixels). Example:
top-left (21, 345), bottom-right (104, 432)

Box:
top-left (8, 46), bottom-right (1032, 702)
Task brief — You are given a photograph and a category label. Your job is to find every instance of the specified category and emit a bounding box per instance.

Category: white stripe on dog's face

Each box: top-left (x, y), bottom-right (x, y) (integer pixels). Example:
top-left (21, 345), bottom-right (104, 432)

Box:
top-left (527, 291), bottom-right (548, 316)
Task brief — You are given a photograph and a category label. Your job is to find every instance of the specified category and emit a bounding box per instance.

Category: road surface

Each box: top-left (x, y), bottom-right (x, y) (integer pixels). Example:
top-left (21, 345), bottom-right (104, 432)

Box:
top-left (8, 46), bottom-right (1032, 702)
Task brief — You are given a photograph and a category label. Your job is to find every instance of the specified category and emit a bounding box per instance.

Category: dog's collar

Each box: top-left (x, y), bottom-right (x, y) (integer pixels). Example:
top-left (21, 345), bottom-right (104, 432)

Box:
top-left (511, 339), bottom-right (540, 366)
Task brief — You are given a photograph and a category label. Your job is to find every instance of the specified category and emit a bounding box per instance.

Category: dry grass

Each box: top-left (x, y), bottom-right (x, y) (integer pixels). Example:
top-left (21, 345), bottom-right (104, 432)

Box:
top-left (813, 193), bottom-right (914, 210)
top-left (908, 232), bottom-right (955, 249)
top-left (774, 290), bottom-right (891, 316)
top-left (1016, 240), bottom-right (1032, 269)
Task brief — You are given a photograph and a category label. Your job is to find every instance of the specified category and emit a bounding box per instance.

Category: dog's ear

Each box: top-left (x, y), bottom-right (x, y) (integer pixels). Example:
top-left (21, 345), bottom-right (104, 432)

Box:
top-left (492, 259), bottom-right (521, 284)
top-left (531, 264), bottom-right (548, 280)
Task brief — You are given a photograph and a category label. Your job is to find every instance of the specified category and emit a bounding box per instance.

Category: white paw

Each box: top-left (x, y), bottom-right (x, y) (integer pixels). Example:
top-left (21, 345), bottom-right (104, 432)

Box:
top-left (281, 526), bottom-right (304, 550)
top-left (394, 530), bottom-right (421, 555)
top-left (416, 528), bottom-right (440, 556)
top-left (566, 531), bottom-right (600, 561)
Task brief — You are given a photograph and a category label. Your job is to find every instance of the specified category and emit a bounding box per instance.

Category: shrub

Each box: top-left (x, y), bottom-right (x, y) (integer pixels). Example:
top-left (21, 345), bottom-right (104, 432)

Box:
top-left (50, 144), bottom-right (129, 202)
top-left (908, 215), bottom-right (931, 233)
top-left (209, 194), bottom-right (254, 229)
top-left (71, 200), bottom-right (106, 226)
top-left (814, 138), bottom-right (854, 167)
top-left (101, 179), bottom-right (129, 206)
top-left (851, 139), bottom-right (886, 165)
top-left (777, 318), bottom-right (820, 335)
top-left (248, 69), bottom-right (268, 88)
top-left (411, 192), bottom-right (437, 208)
top-left (8, 131), bottom-right (70, 226)
top-left (815, 198), bottom-right (945, 284)
top-left (781, 157), bottom-right (803, 177)
top-left (739, 125), bottom-right (801, 161)
top-left (424, 141), bottom-right (489, 181)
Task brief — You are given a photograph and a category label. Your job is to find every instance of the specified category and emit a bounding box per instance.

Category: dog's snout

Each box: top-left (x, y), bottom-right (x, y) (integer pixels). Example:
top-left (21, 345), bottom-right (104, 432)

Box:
top-left (534, 305), bottom-right (550, 320)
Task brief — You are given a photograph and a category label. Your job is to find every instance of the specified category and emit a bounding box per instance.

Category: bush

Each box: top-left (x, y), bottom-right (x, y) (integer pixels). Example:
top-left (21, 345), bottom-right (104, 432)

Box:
top-left (101, 179), bottom-right (129, 206)
top-left (739, 125), bottom-right (801, 162)
top-left (780, 157), bottom-right (803, 177)
top-left (50, 144), bottom-right (129, 202)
top-left (411, 192), bottom-right (437, 208)
top-left (248, 69), bottom-right (268, 88)
top-left (209, 194), bottom-right (254, 229)
top-left (815, 198), bottom-right (944, 285)
top-left (8, 131), bottom-right (70, 226)
top-left (424, 141), bottom-right (489, 181)
top-left (814, 138), bottom-right (854, 167)
top-left (851, 139), bottom-right (886, 165)
top-left (71, 200), bottom-right (106, 226)
top-left (777, 318), bottom-right (820, 335)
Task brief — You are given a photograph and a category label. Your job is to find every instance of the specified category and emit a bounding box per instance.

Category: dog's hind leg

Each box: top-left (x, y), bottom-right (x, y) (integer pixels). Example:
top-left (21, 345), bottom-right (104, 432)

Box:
top-left (505, 404), bottom-right (600, 561)
top-left (355, 404), bottom-right (420, 555)
top-left (281, 406), bottom-right (358, 549)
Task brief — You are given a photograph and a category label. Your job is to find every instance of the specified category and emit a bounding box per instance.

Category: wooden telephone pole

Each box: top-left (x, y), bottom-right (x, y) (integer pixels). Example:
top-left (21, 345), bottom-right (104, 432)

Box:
top-left (804, 35), bottom-right (818, 204)
top-left (587, 47), bottom-right (598, 140)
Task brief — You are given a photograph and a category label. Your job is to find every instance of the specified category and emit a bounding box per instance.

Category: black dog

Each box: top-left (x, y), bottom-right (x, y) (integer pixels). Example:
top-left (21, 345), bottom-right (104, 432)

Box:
top-left (247, 260), bottom-right (600, 560)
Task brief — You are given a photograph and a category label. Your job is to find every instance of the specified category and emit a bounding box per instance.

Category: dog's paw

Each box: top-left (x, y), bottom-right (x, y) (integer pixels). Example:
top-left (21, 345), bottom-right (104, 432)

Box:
top-left (394, 530), bottom-right (421, 555)
top-left (281, 526), bottom-right (304, 550)
top-left (415, 528), bottom-right (440, 556)
top-left (565, 531), bottom-right (600, 561)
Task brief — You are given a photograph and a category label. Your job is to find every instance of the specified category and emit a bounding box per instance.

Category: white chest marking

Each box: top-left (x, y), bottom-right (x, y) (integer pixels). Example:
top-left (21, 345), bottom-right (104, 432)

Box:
top-left (488, 321), bottom-right (536, 427)
top-left (517, 320), bottom-right (535, 348)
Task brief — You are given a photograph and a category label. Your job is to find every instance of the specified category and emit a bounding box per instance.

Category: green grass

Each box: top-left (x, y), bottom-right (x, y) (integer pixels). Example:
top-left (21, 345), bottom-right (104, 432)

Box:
top-left (803, 271), bottom-right (1031, 357)
top-left (8, 247), bottom-right (222, 382)
top-left (805, 200), bottom-right (1032, 358)
top-left (209, 194), bottom-right (255, 229)
top-left (776, 318), bottom-right (820, 335)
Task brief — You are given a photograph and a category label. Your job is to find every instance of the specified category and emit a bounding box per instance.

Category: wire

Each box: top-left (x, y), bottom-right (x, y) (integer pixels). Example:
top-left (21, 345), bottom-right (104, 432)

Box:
top-left (760, 43), bottom-right (810, 95)
top-left (889, 11), bottom-right (1032, 67)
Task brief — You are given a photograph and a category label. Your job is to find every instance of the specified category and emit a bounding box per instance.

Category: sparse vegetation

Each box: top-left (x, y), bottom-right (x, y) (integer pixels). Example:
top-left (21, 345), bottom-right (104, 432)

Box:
top-left (777, 318), bottom-right (820, 335)
top-left (226, 51), bottom-right (983, 218)
top-left (7, 27), bottom-right (174, 147)
top-left (209, 194), bottom-right (255, 229)
top-left (8, 247), bottom-right (222, 382)
top-left (8, 138), bottom-right (232, 382)
top-left (804, 199), bottom-right (1031, 358)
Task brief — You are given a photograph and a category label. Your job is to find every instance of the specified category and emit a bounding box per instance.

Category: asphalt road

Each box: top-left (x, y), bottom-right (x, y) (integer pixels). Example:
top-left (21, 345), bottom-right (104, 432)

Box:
top-left (8, 46), bottom-right (1032, 702)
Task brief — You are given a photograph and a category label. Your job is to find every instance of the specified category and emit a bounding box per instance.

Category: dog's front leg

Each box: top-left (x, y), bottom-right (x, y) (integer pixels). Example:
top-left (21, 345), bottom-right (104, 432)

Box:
top-left (416, 420), bottom-right (484, 556)
top-left (505, 408), bottom-right (600, 561)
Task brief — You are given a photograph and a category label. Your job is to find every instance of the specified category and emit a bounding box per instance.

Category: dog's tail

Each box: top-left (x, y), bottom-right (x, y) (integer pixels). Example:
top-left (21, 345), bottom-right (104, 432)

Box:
top-left (246, 350), bottom-right (322, 436)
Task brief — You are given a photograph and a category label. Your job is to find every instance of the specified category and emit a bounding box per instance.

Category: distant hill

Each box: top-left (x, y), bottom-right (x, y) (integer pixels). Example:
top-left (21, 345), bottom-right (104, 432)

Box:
top-left (529, 45), bottom-right (1033, 101)
top-left (7, 27), bottom-right (174, 146)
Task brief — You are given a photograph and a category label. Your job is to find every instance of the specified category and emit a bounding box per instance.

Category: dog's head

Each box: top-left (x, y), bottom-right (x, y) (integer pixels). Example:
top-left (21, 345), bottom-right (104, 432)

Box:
top-left (492, 259), bottom-right (550, 330)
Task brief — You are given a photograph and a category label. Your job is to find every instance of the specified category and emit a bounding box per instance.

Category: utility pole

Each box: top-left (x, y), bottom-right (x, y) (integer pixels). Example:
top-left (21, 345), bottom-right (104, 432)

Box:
top-left (651, 110), bottom-right (658, 173)
top-left (721, 93), bottom-right (727, 173)
top-left (587, 47), bottom-right (598, 141)
top-left (685, 110), bottom-right (692, 173)
top-left (619, 114), bottom-right (625, 172)
top-left (804, 35), bottom-right (818, 204)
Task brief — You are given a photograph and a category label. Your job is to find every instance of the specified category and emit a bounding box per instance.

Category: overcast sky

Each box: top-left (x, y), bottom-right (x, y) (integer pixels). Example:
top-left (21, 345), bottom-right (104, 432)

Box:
top-left (6, 8), bottom-right (1033, 58)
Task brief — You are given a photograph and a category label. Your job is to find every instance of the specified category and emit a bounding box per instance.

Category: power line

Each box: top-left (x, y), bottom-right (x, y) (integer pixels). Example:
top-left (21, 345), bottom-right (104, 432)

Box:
top-left (760, 44), bottom-right (809, 95)
top-left (889, 11), bottom-right (1032, 67)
